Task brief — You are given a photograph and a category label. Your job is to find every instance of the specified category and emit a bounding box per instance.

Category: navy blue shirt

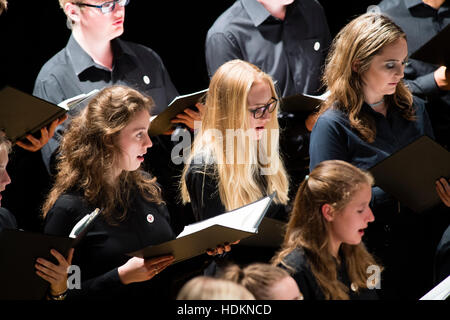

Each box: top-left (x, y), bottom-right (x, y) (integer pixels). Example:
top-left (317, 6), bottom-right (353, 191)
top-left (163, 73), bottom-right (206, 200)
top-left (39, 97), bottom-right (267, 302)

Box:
top-left (309, 98), bottom-right (434, 171)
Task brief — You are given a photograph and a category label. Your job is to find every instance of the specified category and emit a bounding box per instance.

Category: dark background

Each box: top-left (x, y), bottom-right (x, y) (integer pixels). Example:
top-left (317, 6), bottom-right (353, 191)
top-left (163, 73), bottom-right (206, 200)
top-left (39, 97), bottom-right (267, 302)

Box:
top-left (0, 0), bottom-right (379, 96)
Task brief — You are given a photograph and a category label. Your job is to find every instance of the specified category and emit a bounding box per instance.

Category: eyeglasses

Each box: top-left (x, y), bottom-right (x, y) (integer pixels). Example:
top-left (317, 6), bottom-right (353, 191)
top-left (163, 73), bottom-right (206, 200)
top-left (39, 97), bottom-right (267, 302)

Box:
top-left (73, 0), bottom-right (130, 14)
top-left (248, 97), bottom-right (278, 119)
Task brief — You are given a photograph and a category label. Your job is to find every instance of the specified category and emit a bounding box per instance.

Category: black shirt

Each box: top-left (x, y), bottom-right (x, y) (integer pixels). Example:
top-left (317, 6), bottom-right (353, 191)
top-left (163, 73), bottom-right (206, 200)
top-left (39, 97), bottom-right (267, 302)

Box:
top-left (378, 0), bottom-right (450, 149)
top-left (205, 0), bottom-right (331, 97)
top-left (184, 161), bottom-right (288, 222)
top-left (280, 247), bottom-right (378, 300)
top-left (43, 189), bottom-right (176, 299)
top-left (184, 160), bottom-right (288, 267)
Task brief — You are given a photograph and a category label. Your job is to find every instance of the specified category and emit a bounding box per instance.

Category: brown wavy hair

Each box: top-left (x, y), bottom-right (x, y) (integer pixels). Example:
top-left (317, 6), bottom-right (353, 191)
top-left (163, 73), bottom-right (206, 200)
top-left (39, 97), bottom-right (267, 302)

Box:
top-left (272, 160), bottom-right (381, 299)
top-left (42, 85), bottom-right (163, 225)
top-left (320, 12), bottom-right (415, 143)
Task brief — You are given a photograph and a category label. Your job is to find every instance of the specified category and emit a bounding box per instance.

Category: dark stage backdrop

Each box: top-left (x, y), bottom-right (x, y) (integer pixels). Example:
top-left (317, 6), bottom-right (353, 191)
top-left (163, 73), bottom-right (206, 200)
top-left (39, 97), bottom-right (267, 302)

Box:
top-left (0, 0), bottom-right (378, 96)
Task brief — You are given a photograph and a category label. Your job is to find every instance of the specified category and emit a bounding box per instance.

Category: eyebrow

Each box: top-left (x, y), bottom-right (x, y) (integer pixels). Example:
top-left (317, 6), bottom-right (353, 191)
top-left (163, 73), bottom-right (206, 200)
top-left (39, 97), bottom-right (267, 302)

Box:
top-left (132, 127), bottom-right (148, 132)
top-left (383, 56), bottom-right (408, 62)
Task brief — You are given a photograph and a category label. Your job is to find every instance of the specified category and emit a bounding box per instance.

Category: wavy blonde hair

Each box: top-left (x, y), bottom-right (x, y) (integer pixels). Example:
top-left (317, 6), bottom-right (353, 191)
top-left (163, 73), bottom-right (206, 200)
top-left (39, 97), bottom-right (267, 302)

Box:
top-left (180, 59), bottom-right (289, 211)
top-left (220, 263), bottom-right (293, 300)
top-left (0, 0), bottom-right (7, 14)
top-left (176, 276), bottom-right (255, 300)
top-left (42, 86), bottom-right (162, 225)
top-left (272, 160), bottom-right (381, 300)
top-left (320, 12), bottom-right (415, 143)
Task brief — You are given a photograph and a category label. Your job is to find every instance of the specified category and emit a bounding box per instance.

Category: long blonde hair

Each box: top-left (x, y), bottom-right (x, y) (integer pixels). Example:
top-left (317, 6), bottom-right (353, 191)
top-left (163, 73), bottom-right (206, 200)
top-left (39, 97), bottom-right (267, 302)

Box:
top-left (176, 276), bottom-right (255, 300)
top-left (321, 12), bottom-right (415, 143)
top-left (181, 59), bottom-right (289, 211)
top-left (42, 86), bottom-right (162, 224)
top-left (272, 160), bottom-right (381, 300)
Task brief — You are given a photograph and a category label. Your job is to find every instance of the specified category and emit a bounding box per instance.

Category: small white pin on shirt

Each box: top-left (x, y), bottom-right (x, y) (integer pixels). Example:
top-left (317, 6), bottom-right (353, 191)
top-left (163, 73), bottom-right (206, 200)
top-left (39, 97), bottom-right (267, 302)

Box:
top-left (146, 214), bottom-right (154, 223)
top-left (314, 41), bottom-right (321, 51)
top-left (143, 75), bottom-right (150, 85)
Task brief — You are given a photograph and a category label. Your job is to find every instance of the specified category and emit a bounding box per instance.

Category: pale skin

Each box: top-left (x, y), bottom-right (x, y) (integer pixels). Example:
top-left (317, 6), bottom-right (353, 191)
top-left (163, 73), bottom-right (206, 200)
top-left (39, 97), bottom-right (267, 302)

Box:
top-left (321, 184), bottom-right (375, 259)
top-left (65, 1), bottom-right (201, 131)
top-left (114, 110), bottom-right (238, 284)
top-left (267, 275), bottom-right (303, 300)
top-left (247, 80), bottom-right (274, 140)
top-left (257, 0), bottom-right (294, 20)
top-left (356, 37), bottom-right (408, 117)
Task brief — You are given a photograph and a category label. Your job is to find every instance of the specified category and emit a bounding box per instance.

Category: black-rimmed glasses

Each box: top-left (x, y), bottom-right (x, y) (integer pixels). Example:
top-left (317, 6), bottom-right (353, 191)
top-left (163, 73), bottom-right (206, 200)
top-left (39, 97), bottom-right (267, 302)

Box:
top-left (73, 0), bottom-right (129, 14)
top-left (248, 97), bottom-right (278, 119)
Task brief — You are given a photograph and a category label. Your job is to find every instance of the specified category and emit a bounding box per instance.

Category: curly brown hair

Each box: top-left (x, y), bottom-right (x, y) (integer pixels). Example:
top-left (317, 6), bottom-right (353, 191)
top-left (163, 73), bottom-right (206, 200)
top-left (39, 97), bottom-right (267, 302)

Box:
top-left (42, 85), bottom-right (163, 225)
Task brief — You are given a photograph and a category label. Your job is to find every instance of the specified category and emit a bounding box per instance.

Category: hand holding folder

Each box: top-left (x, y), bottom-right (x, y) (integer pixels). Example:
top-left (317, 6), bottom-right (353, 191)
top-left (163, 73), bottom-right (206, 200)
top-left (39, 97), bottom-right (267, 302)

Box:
top-left (0, 208), bottom-right (100, 300)
top-left (128, 193), bottom-right (275, 264)
top-left (410, 24), bottom-right (450, 67)
top-left (148, 89), bottom-right (208, 136)
top-left (369, 136), bottom-right (450, 213)
top-left (280, 92), bottom-right (327, 114)
top-left (0, 86), bottom-right (98, 147)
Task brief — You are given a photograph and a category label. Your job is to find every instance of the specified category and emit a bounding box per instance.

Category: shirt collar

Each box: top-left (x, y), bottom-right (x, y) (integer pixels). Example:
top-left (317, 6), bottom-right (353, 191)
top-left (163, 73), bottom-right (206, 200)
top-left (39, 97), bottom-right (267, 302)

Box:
top-left (405, 0), bottom-right (430, 10)
top-left (241, 0), bottom-right (272, 27)
top-left (66, 34), bottom-right (97, 76)
top-left (66, 35), bottom-right (137, 76)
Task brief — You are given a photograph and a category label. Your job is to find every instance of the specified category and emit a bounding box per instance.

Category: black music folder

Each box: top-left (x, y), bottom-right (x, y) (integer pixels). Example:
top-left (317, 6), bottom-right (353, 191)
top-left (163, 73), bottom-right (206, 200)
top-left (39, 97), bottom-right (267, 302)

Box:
top-left (148, 89), bottom-right (208, 136)
top-left (410, 24), bottom-right (450, 66)
top-left (280, 92), bottom-right (326, 113)
top-left (0, 86), bottom-right (98, 144)
top-left (128, 193), bottom-right (275, 264)
top-left (239, 217), bottom-right (285, 248)
top-left (369, 136), bottom-right (450, 213)
top-left (0, 86), bottom-right (67, 144)
top-left (0, 208), bottom-right (100, 300)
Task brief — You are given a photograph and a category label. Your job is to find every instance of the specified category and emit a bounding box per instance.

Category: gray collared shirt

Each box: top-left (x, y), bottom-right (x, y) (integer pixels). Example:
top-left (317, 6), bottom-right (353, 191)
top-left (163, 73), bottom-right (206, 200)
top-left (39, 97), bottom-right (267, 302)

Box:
top-left (378, 0), bottom-right (450, 149)
top-left (205, 0), bottom-right (331, 97)
top-left (33, 34), bottom-right (178, 114)
top-left (33, 35), bottom-right (179, 173)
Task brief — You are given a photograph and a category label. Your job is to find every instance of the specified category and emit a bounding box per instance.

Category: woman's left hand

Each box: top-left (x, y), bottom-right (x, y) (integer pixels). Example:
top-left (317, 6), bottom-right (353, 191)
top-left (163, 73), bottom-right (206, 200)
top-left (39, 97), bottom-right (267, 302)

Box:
top-left (35, 248), bottom-right (74, 296)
